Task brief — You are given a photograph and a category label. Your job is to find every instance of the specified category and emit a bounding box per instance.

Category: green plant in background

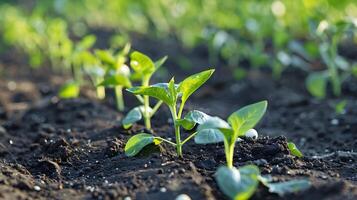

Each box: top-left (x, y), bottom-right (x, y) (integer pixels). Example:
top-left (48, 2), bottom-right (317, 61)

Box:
top-left (96, 44), bottom-right (131, 111)
top-left (125, 69), bottom-right (214, 157)
top-left (306, 20), bottom-right (357, 99)
top-left (122, 51), bottom-right (167, 129)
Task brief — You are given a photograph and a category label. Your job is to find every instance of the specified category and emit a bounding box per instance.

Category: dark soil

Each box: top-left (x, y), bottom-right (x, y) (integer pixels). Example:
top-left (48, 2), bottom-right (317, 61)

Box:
top-left (1, 48), bottom-right (357, 200)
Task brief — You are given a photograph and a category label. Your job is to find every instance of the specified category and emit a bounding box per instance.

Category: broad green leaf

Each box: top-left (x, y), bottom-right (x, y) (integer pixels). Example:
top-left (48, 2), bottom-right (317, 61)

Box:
top-left (125, 133), bottom-right (154, 157)
top-left (228, 101), bottom-right (267, 137)
top-left (98, 74), bottom-right (132, 88)
top-left (197, 117), bottom-right (233, 143)
top-left (122, 107), bottom-right (142, 129)
top-left (287, 142), bottom-right (303, 158)
top-left (267, 179), bottom-right (311, 196)
top-left (59, 81), bottom-right (80, 99)
top-left (130, 51), bottom-right (155, 75)
top-left (155, 56), bottom-right (168, 69)
top-left (194, 129), bottom-right (224, 144)
top-left (178, 69), bottom-right (215, 104)
top-left (215, 165), bottom-right (260, 200)
top-left (177, 110), bottom-right (212, 130)
top-left (127, 83), bottom-right (173, 106)
top-left (306, 72), bottom-right (327, 99)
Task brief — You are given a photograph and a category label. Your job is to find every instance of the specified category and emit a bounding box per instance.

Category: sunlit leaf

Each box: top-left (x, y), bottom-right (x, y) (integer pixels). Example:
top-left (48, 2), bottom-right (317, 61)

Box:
top-left (228, 101), bottom-right (267, 137)
top-left (154, 56), bottom-right (168, 69)
top-left (177, 110), bottom-right (211, 130)
top-left (287, 142), bottom-right (303, 158)
top-left (125, 133), bottom-right (154, 157)
top-left (77, 35), bottom-right (96, 51)
top-left (127, 83), bottom-right (173, 106)
top-left (98, 74), bottom-right (132, 88)
top-left (58, 81), bottom-right (80, 99)
top-left (130, 51), bottom-right (155, 75)
top-left (178, 69), bottom-right (214, 104)
top-left (194, 129), bottom-right (224, 144)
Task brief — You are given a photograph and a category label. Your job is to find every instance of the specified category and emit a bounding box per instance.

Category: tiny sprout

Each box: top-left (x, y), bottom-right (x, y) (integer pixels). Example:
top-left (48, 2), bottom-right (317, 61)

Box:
top-left (245, 129), bottom-right (258, 139)
top-left (125, 69), bottom-right (215, 157)
top-left (287, 142), bottom-right (303, 158)
top-left (196, 101), bottom-right (267, 168)
top-left (121, 51), bottom-right (167, 130)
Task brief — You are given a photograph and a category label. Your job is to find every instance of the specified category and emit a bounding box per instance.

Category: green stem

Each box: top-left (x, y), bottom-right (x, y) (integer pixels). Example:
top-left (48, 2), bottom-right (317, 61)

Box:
top-left (115, 86), bottom-right (124, 111)
top-left (150, 101), bottom-right (163, 118)
top-left (143, 76), bottom-right (151, 129)
top-left (225, 140), bottom-right (235, 169)
top-left (96, 86), bottom-right (106, 99)
top-left (170, 106), bottom-right (182, 157)
top-left (154, 137), bottom-right (176, 146)
top-left (181, 132), bottom-right (197, 145)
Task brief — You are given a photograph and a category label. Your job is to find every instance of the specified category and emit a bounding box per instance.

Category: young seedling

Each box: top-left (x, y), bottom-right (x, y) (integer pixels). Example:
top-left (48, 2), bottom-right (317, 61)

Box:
top-left (195, 101), bottom-right (267, 168)
top-left (96, 44), bottom-right (131, 111)
top-left (122, 51), bottom-right (167, 129)
top-left (125, 69), bottom-right (215, 157)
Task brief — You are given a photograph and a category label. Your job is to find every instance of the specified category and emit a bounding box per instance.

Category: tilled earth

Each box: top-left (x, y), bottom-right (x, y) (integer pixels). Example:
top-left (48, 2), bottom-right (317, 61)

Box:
top-left (0, 59), bottom-right (357, 199)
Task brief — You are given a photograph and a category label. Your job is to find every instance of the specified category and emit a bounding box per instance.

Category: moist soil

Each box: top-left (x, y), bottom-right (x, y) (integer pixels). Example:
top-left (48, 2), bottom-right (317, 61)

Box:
top-left (0, 47), bottom-right (357, 200)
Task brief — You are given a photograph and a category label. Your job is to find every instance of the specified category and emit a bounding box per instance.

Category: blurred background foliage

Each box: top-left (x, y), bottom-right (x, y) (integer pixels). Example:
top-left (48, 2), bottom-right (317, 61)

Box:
top-left (0, 0), bottom-right (356, 98)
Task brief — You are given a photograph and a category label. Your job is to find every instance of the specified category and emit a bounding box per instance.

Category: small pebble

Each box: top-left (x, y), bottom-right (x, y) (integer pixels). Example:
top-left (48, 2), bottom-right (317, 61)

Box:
top-left (124, 197), bottom-right (132, 200)
top-left (245, 129), bottom-right (258, 139)
top-left (175, 194), bottom-right (191, 200)
top-left (330, 119), bottom-right (339, 126)
top-left (160, 187), bottom-right (167, 192)
top-left (9, 140), bottom-right (13, 145)
top-left (34, 185), bottom-right (41, 191)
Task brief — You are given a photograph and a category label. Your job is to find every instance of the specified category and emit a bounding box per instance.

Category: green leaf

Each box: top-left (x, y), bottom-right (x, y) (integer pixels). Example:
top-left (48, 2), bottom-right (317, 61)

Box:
top-left (130, 51), bottom-right (155, 75)
top-left (335, 100), bottom-right (347, 114)
top-left (95, 50), bottom-right (115, 66)
top-left (194, 129), bottom-right (224, 144)
top-left (122, 107), bottom-right (143, 129)
top-left (98, 74), bottom-right (132, 88)
top-left (178, 69), bottom-right (215, 104)
top-left (267, 179), bottom-right (311, 197)
top-left (125, 133), bottom-right (155, 157)
top-left (306, 72), bottom-right (328, 99)
top-left (77, 35), bottom-right (96, 51)
top-left (155, 56), bottom-right (168, 69)
top-left (127, 83), bottom-right (177, 106)
top-left (215, 165), bottom-right (260, 200)
top-left (287, 142), bottom-right (303, 158)
top-left (197, 117), bottom-right (233, 143)
top-left (177, 110), bottom-right (212, 130)
top-left (228, 101), bottom-right (267, 137)
top-left (59, 81), bottom-right (80, 99)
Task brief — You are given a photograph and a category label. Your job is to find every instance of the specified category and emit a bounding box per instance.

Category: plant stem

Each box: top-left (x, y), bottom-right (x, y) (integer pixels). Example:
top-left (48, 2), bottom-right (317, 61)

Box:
top-left (225, 140), bottom-right (235, 169)
top-left (181, 132), bottom-right (197, 145)
top-left (150, 100), bottom-right (163, 117)
top-left (154, 137), bottom-right (176, 146)
top-left (96, 86), bottom-right (105, 99)
top-left (115, 86), bottom-right (124, 111)
top-left (170, 106), bottom-right (183, 157)
top-left (143, 76), bottom-right (151, 129)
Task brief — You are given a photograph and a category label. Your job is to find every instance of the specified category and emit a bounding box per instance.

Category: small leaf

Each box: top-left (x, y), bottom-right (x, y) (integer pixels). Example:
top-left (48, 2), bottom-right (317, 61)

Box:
top-left (177, 110), bottom-right (212, 130)
top-left (306, 72), bottom-right (327, 99)
top-left (125, 133), bottom-right (154, 157)
top-left (287, 142), bottom-right (303, 158)
top-left (194, 129), bottom-right (224, 144)
top-left (178, 69), bottom-right (215, 104)
top-left (127, 83), bottom-right (176, 106)
top-left (228, 101), bottom-right (267, 137)
top-left (95, 50), bottom-right (115, 65)
top-left (215, 165), bottom-right (260, 200)
top-left (59, 81), bottom-right (80, 99)
top-left (130, 51), bottom-right (155, 75)
top-left (122, 107), bottom-right (143, 129)
top-left (335, 100), bottom-right (347, 114)
top-left (155, 56), bottom-right (168, 69)
top-left (98, 74), bottom-right (132, 88)
top-left (267, 179), bottom-right (311, 196)
top-left (77, 35), bottom-right (96, 51)
top-left (197, 117), bottom-right (233, 142)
